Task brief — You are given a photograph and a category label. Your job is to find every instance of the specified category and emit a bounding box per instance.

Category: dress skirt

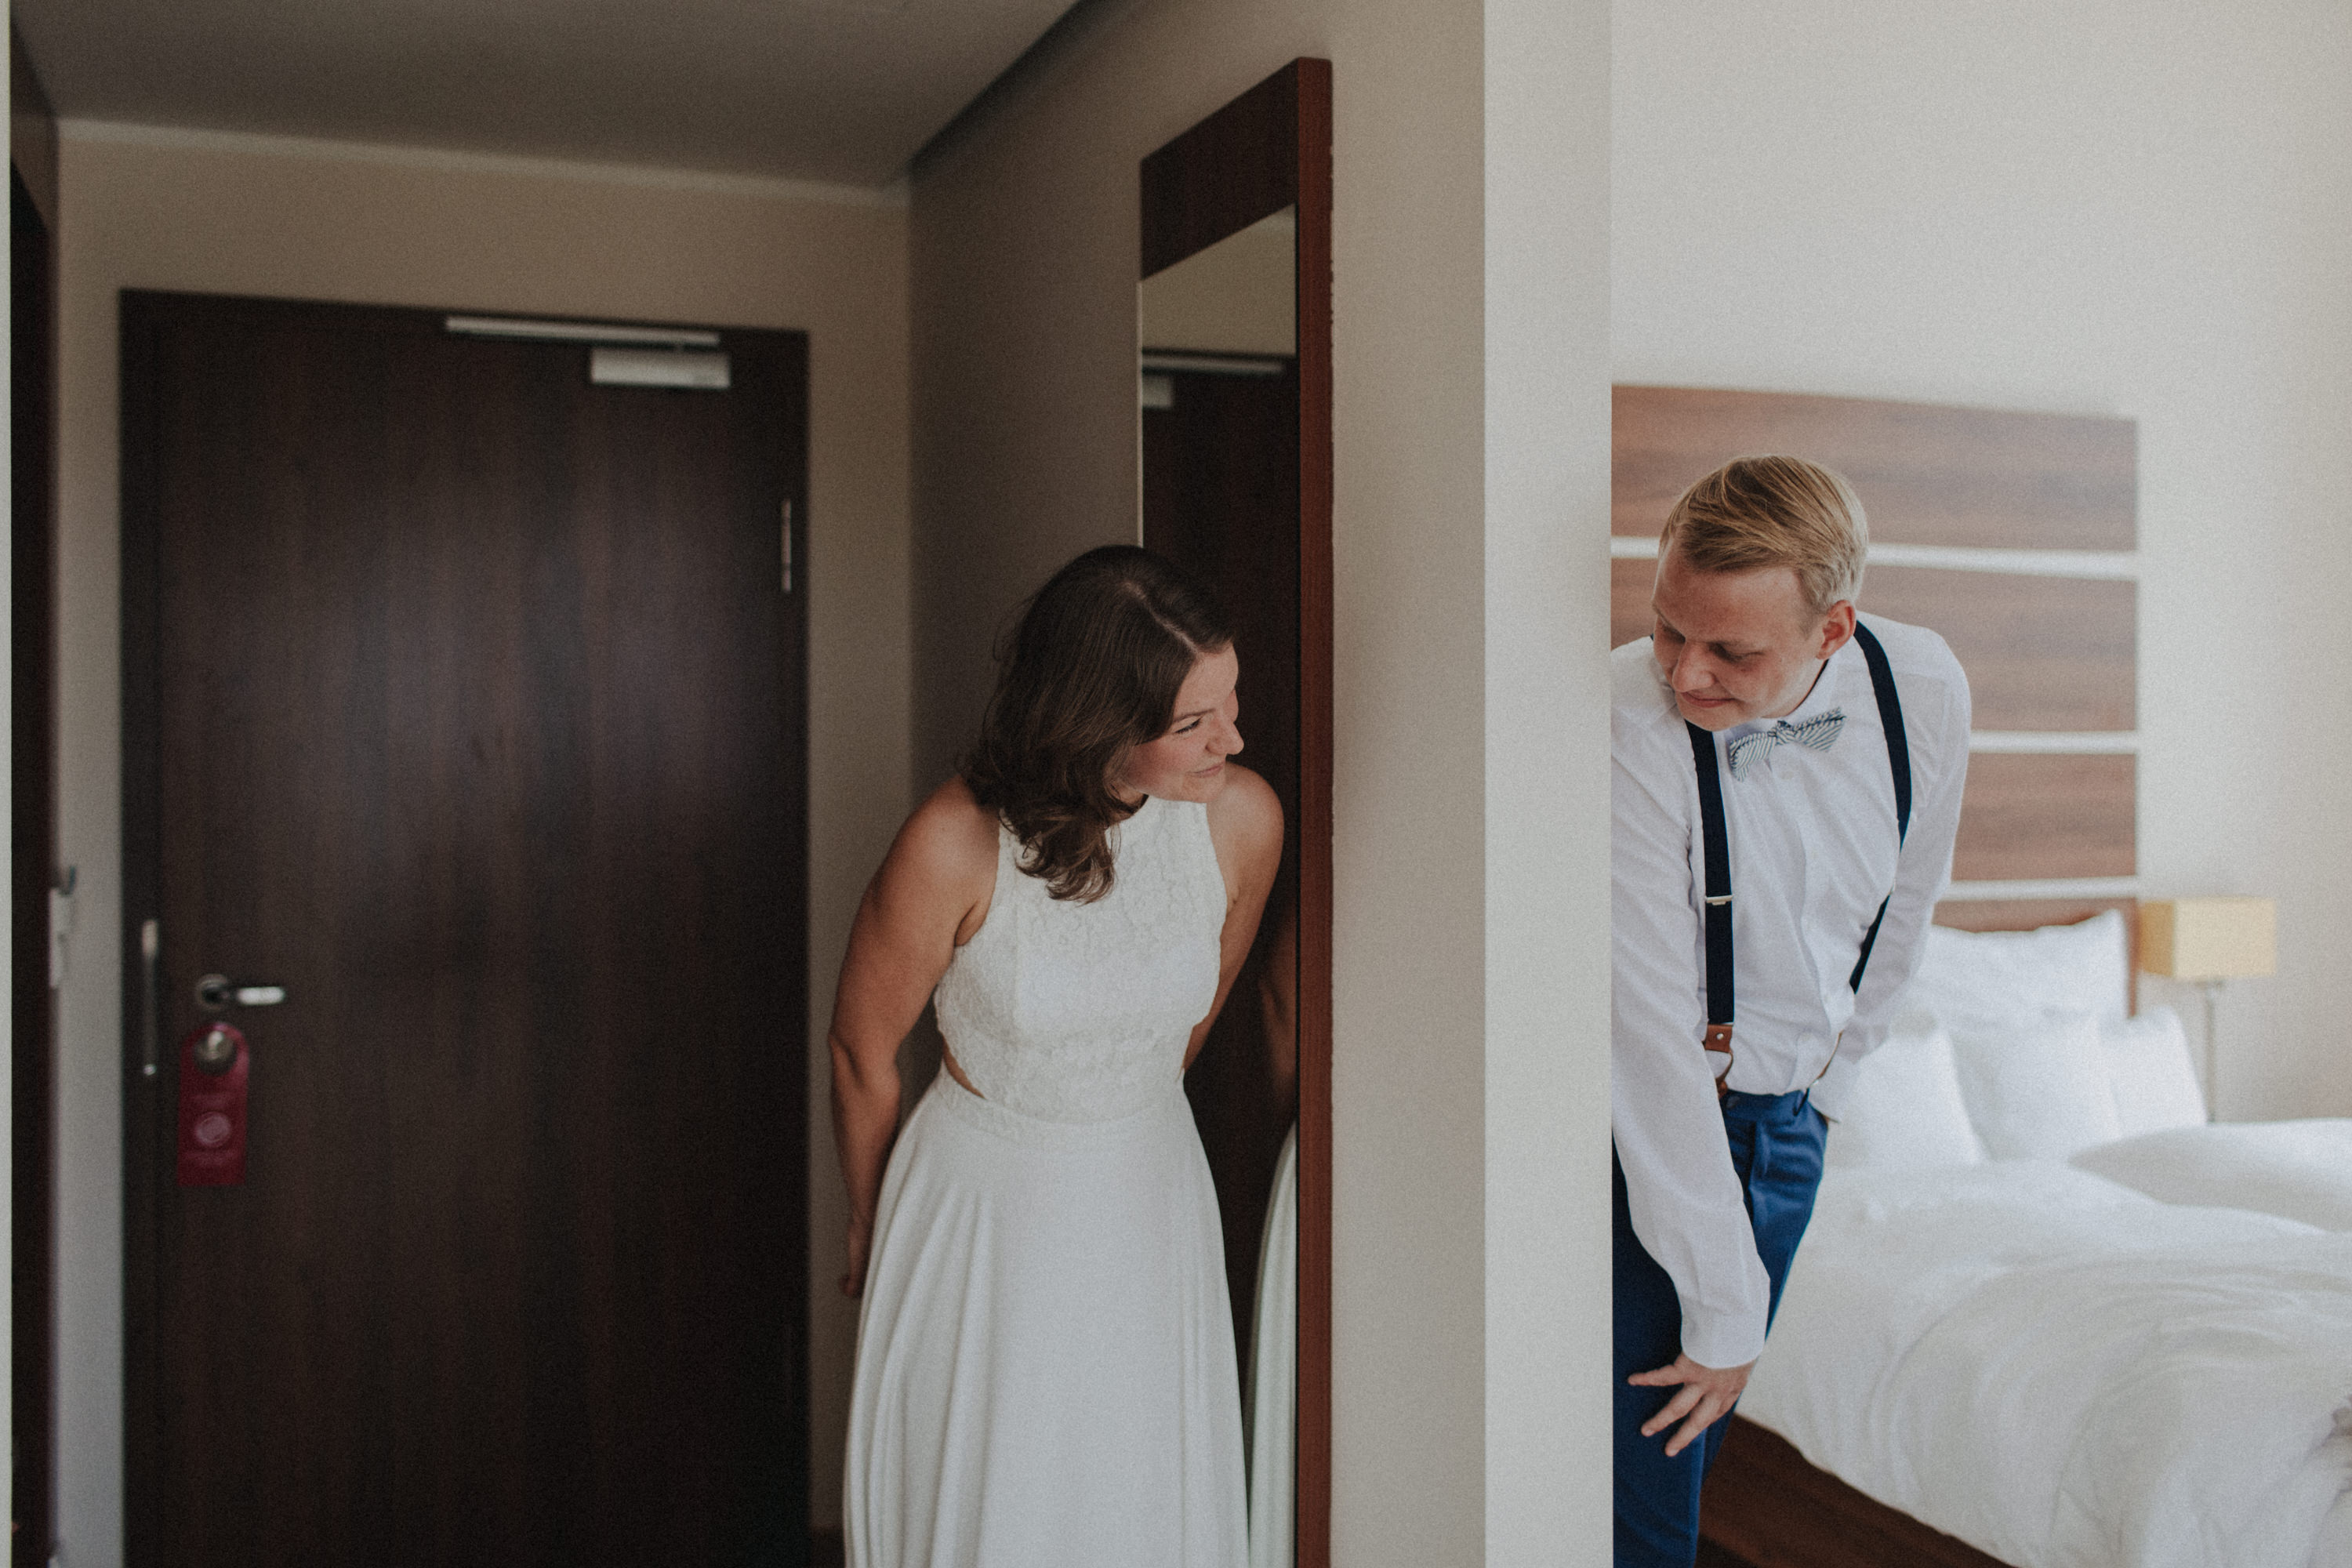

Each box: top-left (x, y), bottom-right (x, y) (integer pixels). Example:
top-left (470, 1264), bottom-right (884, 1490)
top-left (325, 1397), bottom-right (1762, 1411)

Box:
top-left (1246, 1124), bottom-right (1298, 1568)
top-left (846, 1070), bottom-right (1248, 1568)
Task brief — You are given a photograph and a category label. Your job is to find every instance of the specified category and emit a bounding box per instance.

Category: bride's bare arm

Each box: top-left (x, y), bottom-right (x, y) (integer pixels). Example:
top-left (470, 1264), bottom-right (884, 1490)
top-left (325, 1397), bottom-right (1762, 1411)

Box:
top-left (1184, 766), bottom-right (1286, 1071)
top-left (828, 778), bottom-right (999, 1296)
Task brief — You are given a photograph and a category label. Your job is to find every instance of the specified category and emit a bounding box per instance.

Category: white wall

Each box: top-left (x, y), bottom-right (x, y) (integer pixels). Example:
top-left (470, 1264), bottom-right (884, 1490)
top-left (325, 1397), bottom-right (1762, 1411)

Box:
top-left (53, 125), bottom-right (910, 1560)
top-left (1484, 0), bottom-right (1613, 1552)
top-left (1614, 0), bottom-right (2352, 1121)
top-left (906, 0), bottom-right (1613, 1558)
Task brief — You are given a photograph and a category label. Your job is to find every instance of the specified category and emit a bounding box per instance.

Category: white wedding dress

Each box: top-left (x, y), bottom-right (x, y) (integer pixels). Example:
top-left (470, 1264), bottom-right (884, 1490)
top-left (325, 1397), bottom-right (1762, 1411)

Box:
top-left (846, 793), bottom-right (1249, 1568)
top-left (1246, 1124), bottom-right (1298, 1568)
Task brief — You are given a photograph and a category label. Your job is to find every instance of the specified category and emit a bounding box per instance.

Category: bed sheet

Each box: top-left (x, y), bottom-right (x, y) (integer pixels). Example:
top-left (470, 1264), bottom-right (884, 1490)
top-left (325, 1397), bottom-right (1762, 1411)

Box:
top-left (1741, 1163), bottom-right (2352, 1568)
top-left (2071, 1120), bottom-right (2352, 1232)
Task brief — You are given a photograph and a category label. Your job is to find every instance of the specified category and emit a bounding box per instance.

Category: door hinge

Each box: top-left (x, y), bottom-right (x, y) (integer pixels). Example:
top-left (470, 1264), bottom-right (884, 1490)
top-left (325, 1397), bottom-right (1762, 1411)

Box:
top-left (782, 500), bottom-right (794, 594)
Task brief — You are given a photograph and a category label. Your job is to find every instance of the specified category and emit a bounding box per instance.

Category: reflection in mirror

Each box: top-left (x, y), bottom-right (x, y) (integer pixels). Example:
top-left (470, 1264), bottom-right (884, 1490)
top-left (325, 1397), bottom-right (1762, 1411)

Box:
top-left (1142, 204), bottom-right (1300, 1568)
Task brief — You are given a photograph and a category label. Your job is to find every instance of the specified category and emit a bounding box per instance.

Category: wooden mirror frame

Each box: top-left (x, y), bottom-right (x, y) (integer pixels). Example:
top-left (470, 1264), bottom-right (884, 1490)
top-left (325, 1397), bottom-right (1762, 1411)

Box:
top-left (1140, 57), bottom-right (1332, 1568)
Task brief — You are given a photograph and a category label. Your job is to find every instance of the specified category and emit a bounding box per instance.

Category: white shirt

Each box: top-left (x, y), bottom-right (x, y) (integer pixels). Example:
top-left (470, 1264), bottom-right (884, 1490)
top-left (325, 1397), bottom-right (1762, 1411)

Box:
top-left (1611, 615), bottom-right (1970, 1368)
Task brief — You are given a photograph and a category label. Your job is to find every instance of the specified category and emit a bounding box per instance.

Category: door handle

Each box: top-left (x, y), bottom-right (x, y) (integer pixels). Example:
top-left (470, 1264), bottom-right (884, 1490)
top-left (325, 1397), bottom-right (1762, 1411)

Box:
top-left (196, 973), bottom-right (287, 1010)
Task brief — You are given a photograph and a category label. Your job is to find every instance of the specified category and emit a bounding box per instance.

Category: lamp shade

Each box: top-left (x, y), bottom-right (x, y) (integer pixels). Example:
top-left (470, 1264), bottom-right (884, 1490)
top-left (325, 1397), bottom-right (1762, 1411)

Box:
top-left (2140, 897), bottom-right (2277, 981)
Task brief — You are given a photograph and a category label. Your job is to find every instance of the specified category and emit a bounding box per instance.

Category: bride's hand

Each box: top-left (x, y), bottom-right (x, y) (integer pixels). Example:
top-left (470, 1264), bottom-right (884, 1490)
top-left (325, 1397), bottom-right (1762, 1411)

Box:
top-left (842, 1219), bottom-right (873, 1298)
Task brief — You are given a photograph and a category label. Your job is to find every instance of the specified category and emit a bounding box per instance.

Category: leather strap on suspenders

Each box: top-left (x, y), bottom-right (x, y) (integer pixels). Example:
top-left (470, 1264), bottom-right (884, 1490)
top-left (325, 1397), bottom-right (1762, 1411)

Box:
top-left (1687, 621), bottom-right (1909, 1096)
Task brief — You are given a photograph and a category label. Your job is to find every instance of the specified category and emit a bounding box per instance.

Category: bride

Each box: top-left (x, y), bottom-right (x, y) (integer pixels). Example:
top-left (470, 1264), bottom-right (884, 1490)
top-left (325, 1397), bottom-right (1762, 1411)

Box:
top-left (833, 545), bottom-right (1283, 1567)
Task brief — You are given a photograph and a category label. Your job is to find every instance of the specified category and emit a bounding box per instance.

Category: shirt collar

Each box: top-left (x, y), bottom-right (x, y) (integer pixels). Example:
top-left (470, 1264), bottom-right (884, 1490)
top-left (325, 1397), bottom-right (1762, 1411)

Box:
top-left (1724, 633), bottom-right (1861, 740)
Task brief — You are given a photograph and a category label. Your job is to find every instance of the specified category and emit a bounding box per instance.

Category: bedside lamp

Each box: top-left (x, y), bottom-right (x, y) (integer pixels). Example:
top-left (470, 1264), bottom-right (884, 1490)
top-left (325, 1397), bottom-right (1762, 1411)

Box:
top-left (2140, 897), bottom-right (2277, 1116)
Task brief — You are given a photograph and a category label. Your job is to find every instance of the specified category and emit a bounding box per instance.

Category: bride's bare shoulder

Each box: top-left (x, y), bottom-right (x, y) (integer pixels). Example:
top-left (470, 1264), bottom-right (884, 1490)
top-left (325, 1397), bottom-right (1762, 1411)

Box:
top-left (885, 776), bottom-right (1000, 891)
top-left (1206, 763), bottom-right (1282, 849)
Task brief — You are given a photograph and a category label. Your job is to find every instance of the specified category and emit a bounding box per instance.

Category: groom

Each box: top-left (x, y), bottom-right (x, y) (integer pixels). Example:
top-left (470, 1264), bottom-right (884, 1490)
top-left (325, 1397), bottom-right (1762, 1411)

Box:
top-left (1610, 456), bottom-right (1971, 1566)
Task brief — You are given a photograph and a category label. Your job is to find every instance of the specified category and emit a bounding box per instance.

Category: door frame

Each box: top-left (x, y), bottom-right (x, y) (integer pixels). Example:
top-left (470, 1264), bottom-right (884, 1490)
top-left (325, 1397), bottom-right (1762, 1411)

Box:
top-left (115, 290), bottom-right (814, 1563)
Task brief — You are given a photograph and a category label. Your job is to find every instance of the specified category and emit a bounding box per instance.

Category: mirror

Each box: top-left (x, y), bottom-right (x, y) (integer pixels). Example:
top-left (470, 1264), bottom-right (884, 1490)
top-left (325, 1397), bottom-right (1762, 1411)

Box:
top-left (1144, 202), bottom-right (1300, 1566)
top-left (1139, 58), bottom-right (1330, 1568)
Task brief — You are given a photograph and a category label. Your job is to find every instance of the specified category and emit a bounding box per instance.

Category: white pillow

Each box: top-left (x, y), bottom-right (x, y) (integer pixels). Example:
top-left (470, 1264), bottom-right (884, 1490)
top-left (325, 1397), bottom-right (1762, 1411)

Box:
top-left (1823, 1022), bottom-right (1986, 1171)
top-left (2098, 1005), bottom-right (2207, 1137)
top-left (1900, 910), bottom-right (2131, 1035)
top-left (1949, 1010), bottom-right (2124, 1160)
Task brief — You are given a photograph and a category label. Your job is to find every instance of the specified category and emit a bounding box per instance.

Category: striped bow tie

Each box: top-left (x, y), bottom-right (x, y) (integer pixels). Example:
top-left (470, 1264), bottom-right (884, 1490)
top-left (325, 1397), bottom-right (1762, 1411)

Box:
top-left (1726, 709), bottom-right (1846, 779)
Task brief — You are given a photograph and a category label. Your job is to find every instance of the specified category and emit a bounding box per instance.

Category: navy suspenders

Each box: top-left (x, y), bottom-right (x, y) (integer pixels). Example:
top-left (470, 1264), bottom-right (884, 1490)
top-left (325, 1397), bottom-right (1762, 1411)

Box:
top-left (1846, 622), bottom-right (1913, 987)
top-left (1686, 716), bottom-right (1737, 1080)
top-left (1685, 621), bottom-right (1911, 1093)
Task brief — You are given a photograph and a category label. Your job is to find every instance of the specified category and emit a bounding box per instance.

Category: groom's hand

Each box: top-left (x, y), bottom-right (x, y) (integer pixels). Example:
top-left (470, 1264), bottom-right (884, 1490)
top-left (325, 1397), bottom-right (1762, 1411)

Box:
top-left (1627, 1352), bottom-right (1754, 1457)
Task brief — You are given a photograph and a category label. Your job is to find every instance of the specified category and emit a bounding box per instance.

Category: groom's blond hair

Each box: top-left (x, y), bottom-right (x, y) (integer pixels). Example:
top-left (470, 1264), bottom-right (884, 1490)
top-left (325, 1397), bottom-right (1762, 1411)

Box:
top-left (1660, 456), bottom-right (1867, 616)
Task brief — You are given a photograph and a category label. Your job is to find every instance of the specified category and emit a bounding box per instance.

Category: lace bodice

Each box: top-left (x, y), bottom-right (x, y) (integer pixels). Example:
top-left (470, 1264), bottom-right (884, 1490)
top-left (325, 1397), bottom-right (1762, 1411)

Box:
top-left (934, 794), bottom-right (1228, 1123)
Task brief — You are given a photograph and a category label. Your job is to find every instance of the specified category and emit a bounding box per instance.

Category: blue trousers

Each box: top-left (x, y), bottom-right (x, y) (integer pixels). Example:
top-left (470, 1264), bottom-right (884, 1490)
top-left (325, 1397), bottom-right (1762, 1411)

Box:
top-left (1613, 1089), bottom-right (1827, 1568)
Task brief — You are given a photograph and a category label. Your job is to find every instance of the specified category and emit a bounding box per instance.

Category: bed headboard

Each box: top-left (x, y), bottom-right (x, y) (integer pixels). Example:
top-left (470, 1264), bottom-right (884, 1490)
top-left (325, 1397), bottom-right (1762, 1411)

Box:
top-left (1610, 386), bottom-right (2140, 948)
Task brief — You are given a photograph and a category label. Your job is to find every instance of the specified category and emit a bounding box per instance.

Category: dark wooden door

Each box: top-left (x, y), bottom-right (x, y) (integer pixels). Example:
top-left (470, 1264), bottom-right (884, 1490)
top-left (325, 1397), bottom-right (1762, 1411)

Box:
top-left (1144, 361), bottom-right (1300, 1374)
top-left (13, 164), bottom-right (60, 1568)
top-left (120, 293), bottom-right (808, 1566)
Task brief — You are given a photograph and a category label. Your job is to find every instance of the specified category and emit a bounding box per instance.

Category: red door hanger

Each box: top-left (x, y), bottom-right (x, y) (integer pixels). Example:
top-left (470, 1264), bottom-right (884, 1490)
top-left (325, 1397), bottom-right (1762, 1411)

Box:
top-left (177, 1022), bottom-right (249, 1185)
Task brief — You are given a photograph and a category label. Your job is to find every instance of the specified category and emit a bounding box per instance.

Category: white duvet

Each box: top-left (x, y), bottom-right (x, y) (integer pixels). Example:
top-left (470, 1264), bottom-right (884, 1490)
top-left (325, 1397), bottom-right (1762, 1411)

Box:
top-left (2073, 1120), bottom-right (2352, 1234)
top-left (1742, 1162), bottom-right (2352, 1568)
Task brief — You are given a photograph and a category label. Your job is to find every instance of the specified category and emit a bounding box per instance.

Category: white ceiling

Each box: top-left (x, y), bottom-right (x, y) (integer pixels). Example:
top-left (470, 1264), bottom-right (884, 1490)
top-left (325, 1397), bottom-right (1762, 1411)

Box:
top-left (12, 0), bottom-right (1080, 190)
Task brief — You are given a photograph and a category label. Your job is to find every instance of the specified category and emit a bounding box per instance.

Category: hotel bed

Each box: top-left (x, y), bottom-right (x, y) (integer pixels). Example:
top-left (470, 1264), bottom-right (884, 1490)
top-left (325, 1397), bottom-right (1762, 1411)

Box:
top-left (1719, 911), bottom-right (2352, 1568)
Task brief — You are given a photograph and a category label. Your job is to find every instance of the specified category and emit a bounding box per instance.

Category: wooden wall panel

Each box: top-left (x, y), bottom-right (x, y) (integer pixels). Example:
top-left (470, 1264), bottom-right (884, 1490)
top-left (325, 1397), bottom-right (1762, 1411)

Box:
top-left (1613, 386), bottom-right (2136, 550)
top-left (1864, 568), bottom-right (2132, 731)
top-left (1952, 754), bottom-right (2135, 882)
top-left (1933, 897), bottom-right (2135, 935)
top-left (1612, 557), bottom-right (1655, 648)
top-left (1610, 560), bottom-right (2133, 732)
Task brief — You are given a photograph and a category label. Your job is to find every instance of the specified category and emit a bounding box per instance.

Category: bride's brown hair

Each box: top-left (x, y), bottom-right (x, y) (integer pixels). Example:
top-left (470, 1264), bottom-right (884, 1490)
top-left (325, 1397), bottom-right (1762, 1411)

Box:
top-left (963, 545), bottom-right (1233, 902)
